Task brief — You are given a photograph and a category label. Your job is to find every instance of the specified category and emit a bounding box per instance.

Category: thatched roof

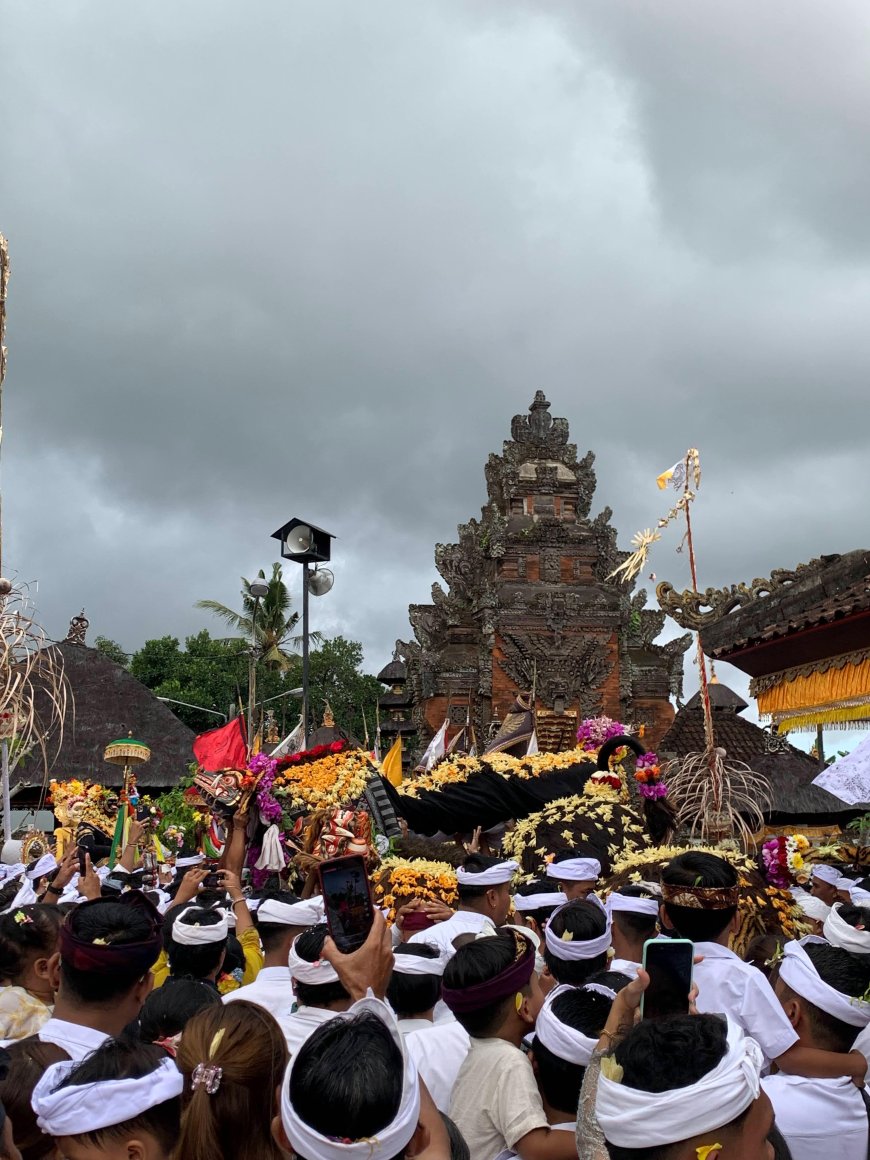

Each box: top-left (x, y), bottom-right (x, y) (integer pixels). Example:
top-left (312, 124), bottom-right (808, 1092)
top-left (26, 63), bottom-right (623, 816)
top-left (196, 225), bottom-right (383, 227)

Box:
top-left (13, 642), bottom-right (196, 797)
top-left (659, 682), bottom-right (855, 823)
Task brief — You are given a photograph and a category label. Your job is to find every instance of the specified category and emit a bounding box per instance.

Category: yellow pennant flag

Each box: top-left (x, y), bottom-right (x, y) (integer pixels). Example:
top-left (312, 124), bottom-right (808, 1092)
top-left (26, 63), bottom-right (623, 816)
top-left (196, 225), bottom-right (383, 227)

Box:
top-left (656, 459), bottom-right (685, 491)
top-left (382, 735), bottom-right (403, 787)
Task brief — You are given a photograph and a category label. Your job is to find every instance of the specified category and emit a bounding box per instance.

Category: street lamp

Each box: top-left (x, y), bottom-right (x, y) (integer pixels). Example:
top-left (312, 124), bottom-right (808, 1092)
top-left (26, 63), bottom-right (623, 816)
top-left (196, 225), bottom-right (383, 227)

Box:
top-left (157, 697), bottom-right (228, 723)
top-left (271, 519), bottom-right (335, 747)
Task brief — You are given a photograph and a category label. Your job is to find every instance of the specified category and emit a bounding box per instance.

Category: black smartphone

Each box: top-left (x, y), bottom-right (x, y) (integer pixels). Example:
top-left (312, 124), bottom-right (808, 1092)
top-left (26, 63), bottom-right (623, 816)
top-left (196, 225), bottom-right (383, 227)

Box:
top-left (641, 938), bottom-right (694, 1020)
top-left (203, 863), bottom-right (221, 889)
top-left (319, 854), bottom-right (375, 953)
top-left (77, 846), bottom-right (87, 876)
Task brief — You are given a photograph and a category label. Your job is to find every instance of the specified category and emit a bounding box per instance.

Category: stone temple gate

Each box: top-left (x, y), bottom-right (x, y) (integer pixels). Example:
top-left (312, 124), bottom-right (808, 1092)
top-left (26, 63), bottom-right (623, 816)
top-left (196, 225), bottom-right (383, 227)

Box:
top-left (387, 392), bottom-right (691, 756)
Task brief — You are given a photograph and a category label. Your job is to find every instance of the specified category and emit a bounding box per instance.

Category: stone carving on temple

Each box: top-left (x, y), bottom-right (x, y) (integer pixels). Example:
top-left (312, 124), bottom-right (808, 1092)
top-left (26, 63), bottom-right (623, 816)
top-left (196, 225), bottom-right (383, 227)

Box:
top-left (389, 392), bottom-right (691, 755)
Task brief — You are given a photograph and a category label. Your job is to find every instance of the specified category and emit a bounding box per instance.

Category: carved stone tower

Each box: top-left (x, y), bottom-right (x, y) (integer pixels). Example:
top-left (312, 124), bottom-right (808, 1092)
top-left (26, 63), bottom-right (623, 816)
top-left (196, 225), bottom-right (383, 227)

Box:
top-left (394, 393), bottom-right (690, 754)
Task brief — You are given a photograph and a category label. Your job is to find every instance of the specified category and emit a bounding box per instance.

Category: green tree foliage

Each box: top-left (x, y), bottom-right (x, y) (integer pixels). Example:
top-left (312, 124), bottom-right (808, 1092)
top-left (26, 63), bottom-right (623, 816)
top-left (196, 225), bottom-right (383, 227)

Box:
top-left (94, 636), bottom-right (129, 668)
top-left (196, 562), bottom-right (319, 671)
top-left (293, 636), bottom-right (383, 745)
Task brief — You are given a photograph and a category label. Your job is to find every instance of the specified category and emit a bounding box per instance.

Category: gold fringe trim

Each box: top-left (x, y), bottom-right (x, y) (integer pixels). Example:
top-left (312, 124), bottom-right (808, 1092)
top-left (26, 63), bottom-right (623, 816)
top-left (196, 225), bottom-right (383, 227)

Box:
top-left (750, 647), bottom-right (870, 697)
top-left (770, 702), bottom-right (870, 734)
top-left (756, 656), bottom-right (870, 718)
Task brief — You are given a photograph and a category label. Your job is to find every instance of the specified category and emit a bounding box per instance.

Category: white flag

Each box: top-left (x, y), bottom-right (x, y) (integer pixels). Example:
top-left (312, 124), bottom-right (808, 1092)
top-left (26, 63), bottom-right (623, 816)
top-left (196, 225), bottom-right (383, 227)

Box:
top-left (526, 730), bottom-right (539, 756)
top-left (421, 719), bottom-right (449, 771)
top-left (270, 717), bottom-right (305, 758)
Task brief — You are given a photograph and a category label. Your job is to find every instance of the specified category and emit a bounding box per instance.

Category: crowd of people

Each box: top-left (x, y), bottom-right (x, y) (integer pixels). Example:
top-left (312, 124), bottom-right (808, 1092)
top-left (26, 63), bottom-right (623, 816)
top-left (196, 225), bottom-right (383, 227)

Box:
top-left (0, 813), bottom-right (869, 1160)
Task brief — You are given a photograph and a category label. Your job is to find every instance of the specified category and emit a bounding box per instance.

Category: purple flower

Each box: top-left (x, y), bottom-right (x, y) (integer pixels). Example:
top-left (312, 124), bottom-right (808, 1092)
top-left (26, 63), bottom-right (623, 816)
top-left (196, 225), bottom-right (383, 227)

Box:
top-left (639, 782), bottom-right (669, 799)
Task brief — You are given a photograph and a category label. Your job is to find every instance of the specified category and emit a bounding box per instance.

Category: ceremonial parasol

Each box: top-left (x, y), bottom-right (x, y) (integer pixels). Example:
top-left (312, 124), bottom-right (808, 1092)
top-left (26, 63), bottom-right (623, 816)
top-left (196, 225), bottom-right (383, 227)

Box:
top-left (104, 734), bottom-right (151, 864)
top-left (812, 735), bottom-right (870, 806)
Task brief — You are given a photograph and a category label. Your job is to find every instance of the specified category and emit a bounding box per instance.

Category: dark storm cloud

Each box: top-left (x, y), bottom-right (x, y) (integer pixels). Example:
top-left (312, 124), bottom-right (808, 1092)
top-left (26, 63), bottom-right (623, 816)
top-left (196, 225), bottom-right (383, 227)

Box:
top-left (2, 0), bottom-right (869, 721)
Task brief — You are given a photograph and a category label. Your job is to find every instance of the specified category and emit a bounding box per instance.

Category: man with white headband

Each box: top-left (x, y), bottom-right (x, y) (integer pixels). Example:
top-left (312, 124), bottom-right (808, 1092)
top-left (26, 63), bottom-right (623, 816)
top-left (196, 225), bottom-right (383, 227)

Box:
top-left (512, 878), bottom-right (567, 941)
top-left (542, 898), bottom-right (612, 989)
top-left (546, 851), bottom-right (601, 901)
top-left (662, 852), bottom-right (869, 1084)
top-left (166, 906), bottom-right (229, 989)
top-left (594, 1013), bottom-right (771, 1160)
top-left (387, 943), bottom-right (449, 1034)
top-left (606, 887), bottom-right (659, 979)
top-left (408, 854), bottom-right (515, 957)
top-left (810, 864), bottom-right (842, 907)
top-left (764, 937), bottom-right (870, 1160)
top-left (32, 1036), bottom-right (182, 1160)
top-left (278, 923), bottom-right (353, 1056)
top-left (274, 909), bottom-right (449, 1160)
top-left (223, 891), bottom-right (324, 1019)
top-left (795, 894), bottom-right (831, 934)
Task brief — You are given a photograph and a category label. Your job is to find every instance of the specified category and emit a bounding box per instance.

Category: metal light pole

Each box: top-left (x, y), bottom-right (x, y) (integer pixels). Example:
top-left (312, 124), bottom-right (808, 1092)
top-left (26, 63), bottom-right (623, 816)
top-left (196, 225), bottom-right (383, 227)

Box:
top-left (247, 578), bottom-right (270, 757)
top-left (271, 519), bottom-right (335, 750)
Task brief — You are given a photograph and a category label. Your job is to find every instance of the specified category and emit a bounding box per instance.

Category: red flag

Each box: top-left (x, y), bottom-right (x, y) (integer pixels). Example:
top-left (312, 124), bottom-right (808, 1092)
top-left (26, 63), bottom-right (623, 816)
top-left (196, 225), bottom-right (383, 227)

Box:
top-left (192, 716), bottom-right (248, 772)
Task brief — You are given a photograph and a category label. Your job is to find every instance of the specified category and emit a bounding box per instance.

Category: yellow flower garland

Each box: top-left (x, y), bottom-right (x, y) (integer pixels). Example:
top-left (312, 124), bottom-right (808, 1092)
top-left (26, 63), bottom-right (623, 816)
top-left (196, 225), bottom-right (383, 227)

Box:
top-left (372, 857), bottom-right (459, 922)
top-left (272, 751), bottom-right (373, 812)
top-left (402, 747), bottom-right (595, 798)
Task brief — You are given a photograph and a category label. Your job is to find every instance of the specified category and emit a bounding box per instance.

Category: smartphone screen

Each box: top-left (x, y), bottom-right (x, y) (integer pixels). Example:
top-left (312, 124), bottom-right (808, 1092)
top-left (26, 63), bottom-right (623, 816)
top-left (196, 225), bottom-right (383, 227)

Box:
top-left (77, 847), bottom-right (87, 876)
top-left (641, 938), bottom-right (693, 1021)
top-left (319, 854), bottom-right (375, 953)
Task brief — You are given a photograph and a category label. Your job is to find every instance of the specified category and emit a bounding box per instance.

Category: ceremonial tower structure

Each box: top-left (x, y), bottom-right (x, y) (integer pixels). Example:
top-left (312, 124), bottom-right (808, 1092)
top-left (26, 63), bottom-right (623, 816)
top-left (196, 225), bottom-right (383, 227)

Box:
top-left (393, 393), bottom-right (691, 755)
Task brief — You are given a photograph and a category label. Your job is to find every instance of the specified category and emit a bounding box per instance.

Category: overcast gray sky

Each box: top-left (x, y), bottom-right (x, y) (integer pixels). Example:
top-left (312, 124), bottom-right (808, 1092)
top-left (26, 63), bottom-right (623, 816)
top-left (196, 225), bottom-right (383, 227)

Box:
top-left (2, 1), bottom-right (869, 732)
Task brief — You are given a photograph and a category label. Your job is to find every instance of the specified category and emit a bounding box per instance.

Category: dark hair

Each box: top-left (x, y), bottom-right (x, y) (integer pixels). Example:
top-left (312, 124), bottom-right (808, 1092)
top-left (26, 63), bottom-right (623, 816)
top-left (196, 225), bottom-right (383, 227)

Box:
top-left (552, 847), bottom-right (597, 866)
top-left (290, 1011), bottom-right (403, 1140)
top-left (442, 930), bottom-right (530, 1037)
top-left (441, 1112), bottom-right (469, 1160)
top-left (514, 878), bottom-right (562, 928)
top-left (292, 925), bottom-right (350, 1008)
top-left (167, 908), bottom-right (227, 982)
top-left (0, 1038), bottom-right (69, 1160)
top-left (255, 890), bottom-right (302, 953)
top-left (387, 944), bottom-right (442, 1019)
top-left (456, 854), bottom-right (505, 903)
top-left (610, 886), bottom-right (659, 939)
top-left (587, 969), bottom-right (633, 994)
top-left (0, 880), bottom-right (20, 909)
top-left (0, 904), bottom-right (62, 980)
top-left (543, 900), bottom-right (608, 985)
top-left (176, 1000), bottom-right (287, 1160)
top-left (606, 1015), bottom-right (734, 1160)
top-left (139, 978), bottom-right (221, 1042)
top-left (61, 901), bottom-right (156, 1004)
top-left (777, 941), bottom-right (870, 1052)
top-left (836, 904), bottom-right (870, 932)
top-left (532, 986), bottom-right (613, 1113)
top-left (745, 933), bottom-right (786, 979)
top-left (55, 1037), bottom-right (180, 1153)
top-left (221, 933), bottom-right (244, 980)
top-left (661, 853), bottom-right (738, 943)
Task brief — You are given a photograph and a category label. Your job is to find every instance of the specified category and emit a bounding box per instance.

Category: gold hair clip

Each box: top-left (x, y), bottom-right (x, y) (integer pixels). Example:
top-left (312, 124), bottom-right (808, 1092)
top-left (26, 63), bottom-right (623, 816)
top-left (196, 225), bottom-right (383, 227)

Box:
top-left (696, 1146), bottom-right (722, 1160)
top-left (208, 1028), bottom-right (226, 1059)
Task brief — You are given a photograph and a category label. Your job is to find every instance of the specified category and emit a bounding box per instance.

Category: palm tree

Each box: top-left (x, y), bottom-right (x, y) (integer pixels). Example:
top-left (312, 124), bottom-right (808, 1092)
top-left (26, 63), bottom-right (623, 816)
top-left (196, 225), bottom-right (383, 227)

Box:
top-left (197, 563), bottom-right (319, 670)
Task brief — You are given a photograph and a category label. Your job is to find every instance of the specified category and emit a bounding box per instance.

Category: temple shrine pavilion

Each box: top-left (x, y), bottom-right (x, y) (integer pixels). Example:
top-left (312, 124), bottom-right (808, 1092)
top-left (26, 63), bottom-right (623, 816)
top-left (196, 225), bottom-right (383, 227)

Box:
top-left (389, 392), bottom-right (691, 758)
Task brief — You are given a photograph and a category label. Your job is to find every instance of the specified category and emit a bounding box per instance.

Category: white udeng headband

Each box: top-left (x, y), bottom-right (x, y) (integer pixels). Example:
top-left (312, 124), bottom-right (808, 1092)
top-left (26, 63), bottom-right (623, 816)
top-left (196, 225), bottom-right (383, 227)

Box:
top-left (797, 896), bottom-right (831, 922)
top-left (824, 903), bottom-right (870, 956)
top-left (535, 985), bottom-right (599, 1066)
top-left (596, 1017), bottom-right (763, 1149)
top-left (281, 996), bottom-right (421, 1160)
top-left (606, 894), bottom-right (660, 918)
top-left (513, 891), bottom-right (566, 913)
top-left (392, 947), bottom-right (450, 977)
top-left (27, 853), bottom-right (58, 880)
top-left (811, 865), bottom-right (840, 886)
top-left (544, 901), bottom-right (612, 961)
top-left (546, 858), bottom-right (601, 883)
top-left (288, 934), bottom-right (340, 984)
top-left (455, 860), bottom-right (518, 887)
top-left (32, 1057), bottom-right (183, 1137)
top-left (172, 909), bottom-right (229, 946)
top-left (837, 877), bottom-right (858, 892)
top-left (780, 937), bottom-right (870, 1028)
top-left (258, 897), bottom-right (325, 927)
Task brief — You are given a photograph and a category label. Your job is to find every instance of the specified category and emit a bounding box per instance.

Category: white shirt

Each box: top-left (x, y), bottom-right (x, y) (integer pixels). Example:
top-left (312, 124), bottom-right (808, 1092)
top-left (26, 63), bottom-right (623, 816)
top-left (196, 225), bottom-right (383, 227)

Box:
top-left (406, 1019), bottom-right (470, 1113)
top-left (763, 1074), bottom-right (868, 1160)
top-left (494, 1121), bottom-right (576, 1160)
top-left (408, 910), bottom-right (495, 957)
top-left (38, 1017), bottom-right (109, 1061)
top-left (398, 1016), bottom-right (435, 1036)
top-left (223, 966), bottom-right (295, 1021)
top-left (277, 1004), bottom-right (343, 1059)
top-left (608, 957), bottom-right (640, 979)
top-left (692, 941), bottom-right (798, 1066)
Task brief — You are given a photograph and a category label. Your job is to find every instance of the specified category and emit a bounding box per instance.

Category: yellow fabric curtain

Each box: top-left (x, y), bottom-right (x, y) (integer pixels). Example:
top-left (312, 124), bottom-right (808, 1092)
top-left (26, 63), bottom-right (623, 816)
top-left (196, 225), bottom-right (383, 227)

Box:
top-left (757, 654), bottom-right (870, 732)
top-left (381, 736), bottom-right (403, 787)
